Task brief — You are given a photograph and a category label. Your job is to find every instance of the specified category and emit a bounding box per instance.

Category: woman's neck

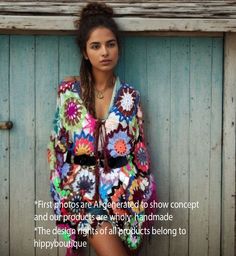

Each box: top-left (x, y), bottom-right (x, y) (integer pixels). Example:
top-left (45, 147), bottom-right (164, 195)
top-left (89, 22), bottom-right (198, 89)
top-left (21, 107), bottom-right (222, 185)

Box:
top-left (92, 69), bottom-right (115, 91)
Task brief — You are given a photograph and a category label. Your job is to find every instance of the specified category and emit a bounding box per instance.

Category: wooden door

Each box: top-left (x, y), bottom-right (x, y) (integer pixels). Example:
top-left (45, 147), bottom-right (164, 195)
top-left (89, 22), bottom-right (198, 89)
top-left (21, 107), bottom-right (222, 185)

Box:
top-left (0, 35), bottom-right (224, 256)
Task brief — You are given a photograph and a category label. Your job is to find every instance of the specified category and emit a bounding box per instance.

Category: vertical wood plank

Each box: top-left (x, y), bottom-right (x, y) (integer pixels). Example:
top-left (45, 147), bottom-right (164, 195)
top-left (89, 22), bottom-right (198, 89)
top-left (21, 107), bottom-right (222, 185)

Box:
top-left (124, 36), bottom-right (148, 141)
top-left (35, 35), bottom-right (59, 256)
top-left (147, 37), bottom-right (171, 256)
top-left (169, 37), bottom-right (190, 256)
top-left (189, 38), bottom-right (212, 256)
top-left (222, 32), bottom-right (236, 256)
top-left (0, 35), bottom-right (10, 256)
top-left (10, 35), bottom-right (35, 256)
top-left (124, 35), bottom-right (147, 256)
top-left (59, 35), bottom-right (80, 81)
top-left (124, 36), bottom-right (147, 92)
top-left (115, 35), bottom-right (125, 81)
top-left (208, 37), bottom-right (223, 256)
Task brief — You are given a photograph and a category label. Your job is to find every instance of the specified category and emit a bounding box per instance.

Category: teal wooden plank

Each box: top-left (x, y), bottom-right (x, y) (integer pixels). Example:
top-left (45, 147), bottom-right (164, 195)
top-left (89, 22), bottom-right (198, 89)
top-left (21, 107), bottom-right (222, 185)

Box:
top-left (124, 36), bottom-right (147, 93)
top-left (9, 35), bottom-right (35, 256)
top-left (59, 36), bottom-right (81, 82)
top-left (0, 35), bottom-right (10, 256)
top-left (124, 36), bottom-right (147, 256)
top-left (222, 33), bottom-right (236, 256)
top-left (189, 37), bottom-right (213, 256)
top-left (115, 35), bottom-right (125, 81)
top-left (35, 35), bottom-right (59, 256)
top-left (169, 37), bottom-right (190, 256)
top-left (147, 37), bottom-right (171, 256)
top-left (123, 35), bottom-right (148, 157)
top-left (208, 37), bottom-right (223, 256)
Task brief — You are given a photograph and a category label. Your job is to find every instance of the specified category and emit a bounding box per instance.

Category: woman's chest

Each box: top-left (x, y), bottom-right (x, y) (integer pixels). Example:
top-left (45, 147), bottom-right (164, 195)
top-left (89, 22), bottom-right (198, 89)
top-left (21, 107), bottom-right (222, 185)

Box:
top-left (58, 86), bottom-right (138, 157)
top-left (94, 90), bottom-right (113, 120)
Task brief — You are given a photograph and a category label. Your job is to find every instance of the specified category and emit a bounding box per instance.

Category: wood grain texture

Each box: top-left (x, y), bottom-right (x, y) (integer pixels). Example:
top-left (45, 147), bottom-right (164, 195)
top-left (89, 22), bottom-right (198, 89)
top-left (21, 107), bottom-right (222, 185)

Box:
top-left (0, 1), bottom-right (236, 19)
top-left (147, 37), bottom-right (171, 256)
top-left (9, 35), bottom-right (35, 256)
top-left (208, 37), bottom-right (222, 256)
top-left (35, 35), bottom-right (59, 256)
top-left (0, 1), bottom-right (236, 32)
top-left (0, 35), bottom-right (10, 256)
top-left (0, 15), bottom-right (236, 32)
top-left (169, 37), bottom-right (190, 256)
top-left (189, 38), bottom-right (213, 256)
top-left (222, 32), bottom-right (236, 256)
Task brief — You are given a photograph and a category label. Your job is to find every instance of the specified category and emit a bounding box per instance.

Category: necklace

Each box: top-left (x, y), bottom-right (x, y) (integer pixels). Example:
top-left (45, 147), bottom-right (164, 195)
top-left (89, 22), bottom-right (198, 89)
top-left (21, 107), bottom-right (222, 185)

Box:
top-left (95, 76), bottom-right (115, 100)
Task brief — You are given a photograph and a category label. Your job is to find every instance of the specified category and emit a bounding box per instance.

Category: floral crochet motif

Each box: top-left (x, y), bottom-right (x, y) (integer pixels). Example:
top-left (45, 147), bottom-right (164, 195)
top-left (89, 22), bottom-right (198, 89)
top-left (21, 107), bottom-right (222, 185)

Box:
top-left (47, 76), bottom-right (157, 255)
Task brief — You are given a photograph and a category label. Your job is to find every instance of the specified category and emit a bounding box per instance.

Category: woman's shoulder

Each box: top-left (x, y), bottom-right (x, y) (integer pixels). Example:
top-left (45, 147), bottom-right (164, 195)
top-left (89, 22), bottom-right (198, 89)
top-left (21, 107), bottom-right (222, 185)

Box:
top-left (57, 76), bottom-right (81, 97)
top-left (119, 79), bottom-right (141, 99)
top-left (63, 76), bottom-right (80, 82)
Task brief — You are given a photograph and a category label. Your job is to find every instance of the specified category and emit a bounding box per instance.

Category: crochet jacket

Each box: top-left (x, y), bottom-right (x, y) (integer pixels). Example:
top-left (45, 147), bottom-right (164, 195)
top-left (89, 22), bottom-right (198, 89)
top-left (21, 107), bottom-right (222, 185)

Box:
top-left (47, 75), bottom-right (157, 255)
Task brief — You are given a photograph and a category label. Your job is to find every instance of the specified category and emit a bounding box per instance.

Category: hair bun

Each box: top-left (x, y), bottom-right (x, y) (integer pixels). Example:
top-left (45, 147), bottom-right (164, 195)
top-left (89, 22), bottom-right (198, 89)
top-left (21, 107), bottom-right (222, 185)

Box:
top-left (81, 2), bottom-right (113, 19)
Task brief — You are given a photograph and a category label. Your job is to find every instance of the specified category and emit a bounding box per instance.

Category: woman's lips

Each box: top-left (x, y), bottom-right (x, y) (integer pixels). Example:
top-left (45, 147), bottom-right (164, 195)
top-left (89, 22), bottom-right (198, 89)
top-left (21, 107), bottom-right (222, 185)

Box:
top-left (100, 59), bottom-right (112, 64)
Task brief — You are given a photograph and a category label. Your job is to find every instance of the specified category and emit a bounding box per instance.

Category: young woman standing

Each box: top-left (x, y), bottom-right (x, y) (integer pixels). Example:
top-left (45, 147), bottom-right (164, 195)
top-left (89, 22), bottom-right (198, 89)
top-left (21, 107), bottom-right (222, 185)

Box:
top-left (47, 2), bottom-right (157, 256)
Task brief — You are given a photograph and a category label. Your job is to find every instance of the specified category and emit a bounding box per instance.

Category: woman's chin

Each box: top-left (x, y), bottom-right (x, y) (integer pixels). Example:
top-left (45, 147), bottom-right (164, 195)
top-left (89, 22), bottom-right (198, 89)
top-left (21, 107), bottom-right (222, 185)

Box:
top-left (94, 65), bottom-right (116, 73)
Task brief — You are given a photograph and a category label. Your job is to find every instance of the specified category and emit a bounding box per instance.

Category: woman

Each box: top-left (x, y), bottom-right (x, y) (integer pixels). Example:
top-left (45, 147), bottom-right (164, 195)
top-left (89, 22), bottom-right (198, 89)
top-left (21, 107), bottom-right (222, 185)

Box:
top-left (47, 2), bottom-right (157, 256)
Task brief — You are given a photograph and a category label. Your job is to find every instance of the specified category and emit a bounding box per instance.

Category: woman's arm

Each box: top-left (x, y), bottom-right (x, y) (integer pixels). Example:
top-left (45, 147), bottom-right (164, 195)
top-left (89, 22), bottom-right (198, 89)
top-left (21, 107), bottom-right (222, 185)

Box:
top-left (133, 91), bottom-right (158, 227)
top-left (47, 81), bottom-right (70, 216)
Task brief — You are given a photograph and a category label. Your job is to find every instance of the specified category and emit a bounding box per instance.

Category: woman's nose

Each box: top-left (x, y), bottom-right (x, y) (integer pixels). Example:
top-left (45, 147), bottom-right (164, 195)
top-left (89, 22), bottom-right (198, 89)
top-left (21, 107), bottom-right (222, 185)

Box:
top-left (101, 46), bottom-right (108, 56)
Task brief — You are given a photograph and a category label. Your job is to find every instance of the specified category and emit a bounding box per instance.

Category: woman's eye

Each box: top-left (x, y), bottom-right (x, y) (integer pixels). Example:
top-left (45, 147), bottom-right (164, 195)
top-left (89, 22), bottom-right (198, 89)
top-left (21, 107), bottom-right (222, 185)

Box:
top-left (91, 44), bottom-right (100, 49)
top-left (108, 42), bottom-right (116, 47)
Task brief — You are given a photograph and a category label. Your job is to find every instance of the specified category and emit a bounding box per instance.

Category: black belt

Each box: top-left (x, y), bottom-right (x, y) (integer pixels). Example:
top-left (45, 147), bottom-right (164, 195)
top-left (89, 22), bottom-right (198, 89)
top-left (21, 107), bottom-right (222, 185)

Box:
top-left (65, 151), bottom-right (128, 169)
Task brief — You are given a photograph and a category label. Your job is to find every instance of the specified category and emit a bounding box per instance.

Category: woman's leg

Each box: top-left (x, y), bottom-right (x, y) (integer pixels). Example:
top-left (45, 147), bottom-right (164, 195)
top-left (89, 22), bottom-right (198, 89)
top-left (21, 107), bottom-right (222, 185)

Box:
top-left (87, 221), bottom-right (129, 256)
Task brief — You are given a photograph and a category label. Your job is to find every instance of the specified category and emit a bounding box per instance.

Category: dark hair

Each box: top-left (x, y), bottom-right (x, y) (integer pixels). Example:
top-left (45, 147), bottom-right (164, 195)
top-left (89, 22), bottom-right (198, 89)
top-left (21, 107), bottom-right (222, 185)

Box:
top-left (74, 2), bottom-right (121, 118)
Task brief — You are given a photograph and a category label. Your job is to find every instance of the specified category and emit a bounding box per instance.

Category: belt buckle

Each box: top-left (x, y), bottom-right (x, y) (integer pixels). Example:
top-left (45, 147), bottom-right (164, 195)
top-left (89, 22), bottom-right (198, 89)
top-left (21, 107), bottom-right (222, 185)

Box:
top-left (71, 155), bottom-right (75, 164)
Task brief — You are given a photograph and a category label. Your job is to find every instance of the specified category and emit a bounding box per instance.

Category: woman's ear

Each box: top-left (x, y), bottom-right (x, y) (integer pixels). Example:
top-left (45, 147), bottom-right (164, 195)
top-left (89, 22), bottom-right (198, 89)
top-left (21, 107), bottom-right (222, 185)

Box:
top-left (83, 51), bottom-right (88, 60)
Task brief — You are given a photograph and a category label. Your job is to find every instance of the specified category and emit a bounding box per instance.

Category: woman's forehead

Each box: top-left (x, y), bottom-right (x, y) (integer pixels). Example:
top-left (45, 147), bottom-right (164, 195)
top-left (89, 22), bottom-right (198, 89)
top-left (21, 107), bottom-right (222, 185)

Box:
top-left (87, 27), bottom-right (116, 43)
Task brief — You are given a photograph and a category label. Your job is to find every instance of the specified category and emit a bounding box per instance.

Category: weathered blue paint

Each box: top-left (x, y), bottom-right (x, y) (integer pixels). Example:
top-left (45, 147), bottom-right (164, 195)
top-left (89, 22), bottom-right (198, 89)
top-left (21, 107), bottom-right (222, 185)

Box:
top-left (0, 35), bottom-right (223, 256)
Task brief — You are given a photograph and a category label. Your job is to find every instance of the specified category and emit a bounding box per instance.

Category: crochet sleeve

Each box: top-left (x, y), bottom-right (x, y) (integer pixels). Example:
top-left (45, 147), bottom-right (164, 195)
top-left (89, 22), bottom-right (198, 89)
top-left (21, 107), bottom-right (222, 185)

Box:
top-left (133, 91), bottom-right (158, 228)
top-left (47, 82), bottom-right (70, 217)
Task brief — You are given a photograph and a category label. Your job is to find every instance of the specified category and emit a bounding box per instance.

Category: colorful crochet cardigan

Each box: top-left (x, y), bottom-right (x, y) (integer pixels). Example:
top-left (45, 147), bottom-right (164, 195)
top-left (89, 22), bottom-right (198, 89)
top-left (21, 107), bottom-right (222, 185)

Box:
top-left (47, 76), bottom-right (157, 255)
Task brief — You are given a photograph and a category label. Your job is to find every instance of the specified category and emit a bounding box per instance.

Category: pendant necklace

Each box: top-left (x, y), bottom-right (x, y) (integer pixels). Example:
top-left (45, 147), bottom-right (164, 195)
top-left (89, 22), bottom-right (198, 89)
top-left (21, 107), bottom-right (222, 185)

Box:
top-left (95, 76), bottom-right (115, 100)
top-left (96, 90), bottom-right (105, 99)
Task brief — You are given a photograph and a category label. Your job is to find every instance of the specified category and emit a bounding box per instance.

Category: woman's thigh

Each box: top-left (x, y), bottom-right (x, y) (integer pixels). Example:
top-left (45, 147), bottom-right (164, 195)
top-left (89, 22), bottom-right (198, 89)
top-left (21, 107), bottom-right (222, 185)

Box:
top-left (87, 221), bottom-right (129, 256)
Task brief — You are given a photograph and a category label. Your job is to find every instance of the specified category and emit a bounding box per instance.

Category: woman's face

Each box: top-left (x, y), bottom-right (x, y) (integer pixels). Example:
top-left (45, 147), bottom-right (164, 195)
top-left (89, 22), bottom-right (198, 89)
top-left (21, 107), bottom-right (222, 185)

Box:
top-left (84, 26), bottom-right (119, 73)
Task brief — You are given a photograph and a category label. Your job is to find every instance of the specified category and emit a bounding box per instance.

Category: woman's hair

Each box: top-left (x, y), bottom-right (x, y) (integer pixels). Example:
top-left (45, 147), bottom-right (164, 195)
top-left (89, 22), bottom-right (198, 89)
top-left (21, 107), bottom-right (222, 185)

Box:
top-left (74, 2), bottom-right (121, 118)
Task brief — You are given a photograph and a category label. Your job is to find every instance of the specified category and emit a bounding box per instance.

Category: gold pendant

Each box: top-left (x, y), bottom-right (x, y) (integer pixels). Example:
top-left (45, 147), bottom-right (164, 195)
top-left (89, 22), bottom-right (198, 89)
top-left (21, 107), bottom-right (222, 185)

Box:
top-left (96, 91), bottom-right (104, 99)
